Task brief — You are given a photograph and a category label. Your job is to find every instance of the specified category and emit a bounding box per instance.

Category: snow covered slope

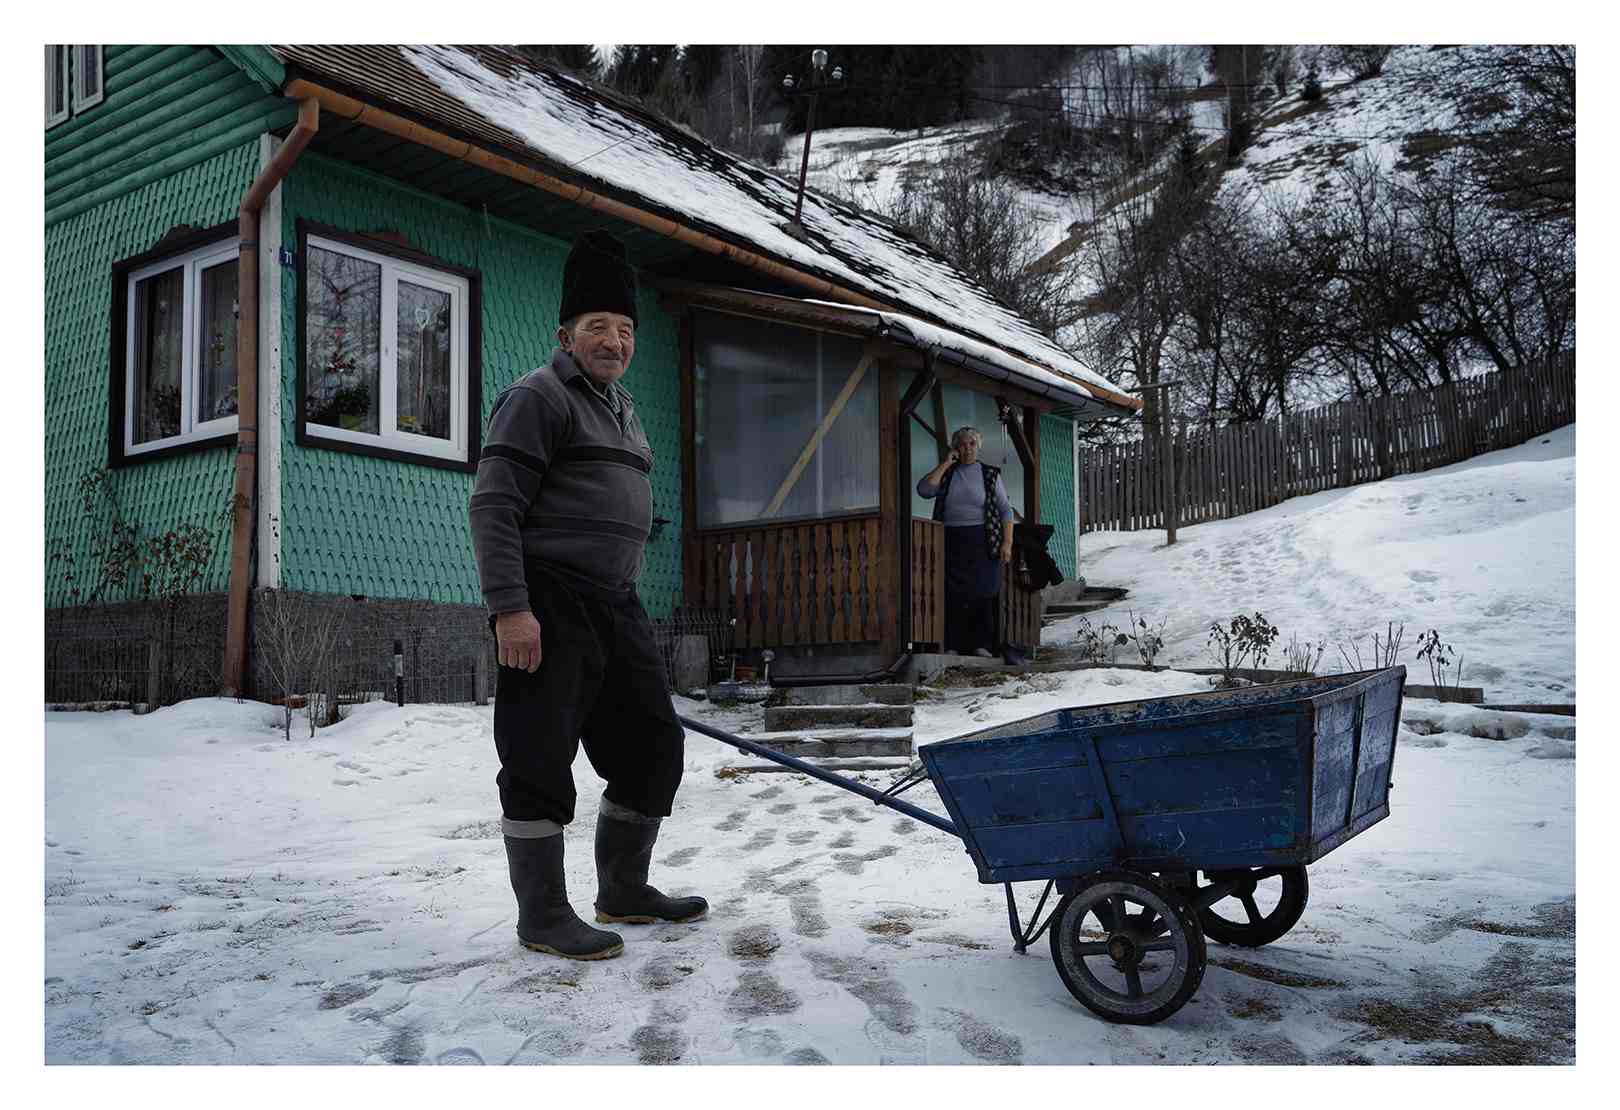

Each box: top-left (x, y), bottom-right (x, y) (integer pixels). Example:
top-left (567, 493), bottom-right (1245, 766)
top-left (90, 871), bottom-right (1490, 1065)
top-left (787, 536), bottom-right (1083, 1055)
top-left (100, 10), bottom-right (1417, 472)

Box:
top-left (1054, 424), bottom-right (1576, 703)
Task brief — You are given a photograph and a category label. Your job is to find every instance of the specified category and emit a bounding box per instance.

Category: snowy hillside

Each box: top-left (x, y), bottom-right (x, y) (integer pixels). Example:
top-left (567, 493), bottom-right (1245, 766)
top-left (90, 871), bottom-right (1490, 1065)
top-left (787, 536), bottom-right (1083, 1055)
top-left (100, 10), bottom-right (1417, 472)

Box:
top-left (1056, 424), bottom-right (1576, 703)
top-left (773, 46), bottom-right (1497, 284)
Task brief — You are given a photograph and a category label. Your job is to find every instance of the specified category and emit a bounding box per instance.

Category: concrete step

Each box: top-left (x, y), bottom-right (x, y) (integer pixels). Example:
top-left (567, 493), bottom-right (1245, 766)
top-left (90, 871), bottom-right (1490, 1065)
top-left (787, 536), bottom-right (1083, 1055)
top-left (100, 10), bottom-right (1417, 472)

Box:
top-left (741, 727), bottom-right (914, 759)
top-left (763, 704), bottom-right (915, 731)
top-left (766, 683), bottom-right (914, 707)
top-left (719, 757), bottom-right (915, 775)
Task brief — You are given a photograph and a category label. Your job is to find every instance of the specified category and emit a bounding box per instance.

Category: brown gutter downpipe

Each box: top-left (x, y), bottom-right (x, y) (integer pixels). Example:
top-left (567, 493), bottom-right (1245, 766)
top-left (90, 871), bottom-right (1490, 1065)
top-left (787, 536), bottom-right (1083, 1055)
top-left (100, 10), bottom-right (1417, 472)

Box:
top-left (281, 78), bottom-right (1140, 416)
top-left (221, 97), bottom-right (320, 697)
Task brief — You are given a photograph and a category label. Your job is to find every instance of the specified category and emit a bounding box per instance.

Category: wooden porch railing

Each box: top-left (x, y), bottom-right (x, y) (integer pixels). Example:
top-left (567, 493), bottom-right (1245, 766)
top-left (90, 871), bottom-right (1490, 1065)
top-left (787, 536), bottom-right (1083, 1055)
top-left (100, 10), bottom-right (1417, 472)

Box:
top-left (908, 518), bottom-right (1044, 652)
top-left (910, 519), bottom-right (945, 647)
top-left (688, 514), bottom-right (889, 649)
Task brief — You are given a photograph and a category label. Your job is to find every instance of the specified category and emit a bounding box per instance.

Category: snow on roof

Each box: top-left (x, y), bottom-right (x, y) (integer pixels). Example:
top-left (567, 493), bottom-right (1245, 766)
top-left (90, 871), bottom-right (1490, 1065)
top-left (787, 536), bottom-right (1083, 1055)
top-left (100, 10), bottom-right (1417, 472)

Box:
top-left (384, 46), bottom-right (1132, 410)
top-left (796, 299), bottom-right (1095, 406)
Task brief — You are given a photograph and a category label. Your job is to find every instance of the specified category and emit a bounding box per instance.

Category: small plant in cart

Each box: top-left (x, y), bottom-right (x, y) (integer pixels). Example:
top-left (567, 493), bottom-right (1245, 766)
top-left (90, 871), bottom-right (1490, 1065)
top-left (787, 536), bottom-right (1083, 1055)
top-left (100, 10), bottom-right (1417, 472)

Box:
top-left (1415, 628), bottom-right (1465, 693)
top-left (1206, 612), bottom-right (1279, 688)
top-left (1126, 610), bottom-right (1168, 669)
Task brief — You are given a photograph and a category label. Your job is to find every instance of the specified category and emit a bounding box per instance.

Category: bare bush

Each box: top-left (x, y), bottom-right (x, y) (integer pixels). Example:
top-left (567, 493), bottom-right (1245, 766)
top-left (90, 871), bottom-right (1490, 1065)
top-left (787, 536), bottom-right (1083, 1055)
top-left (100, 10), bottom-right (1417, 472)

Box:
top-left (1336, 621), bottom-right (1405, 672)
top-left (1206, 612), bottom-right (1280, 687)
top-left (1126, 610), bottom-right (1168, 668)
top-left (1074, 616), bottom-right (1127, 665)
top-left (1415, 628), bottom-right (1466, 692)
top-left (1283, 633), bottom-right (1327, 675)
top-left (1328, 46), bottom-right (1395, 80)
top-left (255, 590), bottom-right (349, 740)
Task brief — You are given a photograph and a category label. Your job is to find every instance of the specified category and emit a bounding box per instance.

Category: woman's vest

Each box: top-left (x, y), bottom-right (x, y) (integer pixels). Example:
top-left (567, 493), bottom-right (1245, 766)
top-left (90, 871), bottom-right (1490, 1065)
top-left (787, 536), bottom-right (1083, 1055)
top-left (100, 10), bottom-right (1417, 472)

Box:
top-left (930, 462), bottom-right (1005, 559)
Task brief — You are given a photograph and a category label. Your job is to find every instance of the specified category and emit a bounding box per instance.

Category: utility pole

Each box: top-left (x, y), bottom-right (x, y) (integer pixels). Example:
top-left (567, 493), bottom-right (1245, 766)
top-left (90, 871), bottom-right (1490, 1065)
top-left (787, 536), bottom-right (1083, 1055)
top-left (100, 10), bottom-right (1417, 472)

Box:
top-left (781, 49), bottom-right (845, 239)
top-left (1130, 380), bottom-right (1181, 546)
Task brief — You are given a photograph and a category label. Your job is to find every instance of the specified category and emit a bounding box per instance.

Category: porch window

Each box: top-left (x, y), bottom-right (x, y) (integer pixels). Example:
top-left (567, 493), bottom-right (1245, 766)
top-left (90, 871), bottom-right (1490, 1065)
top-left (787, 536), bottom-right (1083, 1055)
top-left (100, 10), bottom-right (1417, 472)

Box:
top-left (46, 45), bottom-right (103, 128)
top-left (694, 311), bottom-right (879, 529)
top-left (44, 46), bottom-right (69, 128)
top-left (298, 228), bottom-right (476, 469)
top-left (72, 46), bottom-right (104, 113)
top-left (905, 374), bottom-right (1026, 520)
top-left (117, 235), bottom-right (241, 459)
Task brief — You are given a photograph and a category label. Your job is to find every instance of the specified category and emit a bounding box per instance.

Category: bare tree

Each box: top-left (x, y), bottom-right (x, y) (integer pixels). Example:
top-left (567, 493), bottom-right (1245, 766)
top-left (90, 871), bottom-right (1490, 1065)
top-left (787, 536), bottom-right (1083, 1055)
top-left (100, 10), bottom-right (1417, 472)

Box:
top-left (881, 150), bottom-right (1082, 341)
top-left (735, 45), bottom-right (765, 159)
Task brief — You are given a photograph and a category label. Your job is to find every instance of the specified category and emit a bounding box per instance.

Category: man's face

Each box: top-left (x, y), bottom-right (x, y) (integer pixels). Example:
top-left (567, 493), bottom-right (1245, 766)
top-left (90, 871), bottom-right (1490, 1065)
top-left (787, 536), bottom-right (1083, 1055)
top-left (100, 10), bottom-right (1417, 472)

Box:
top-left (560, 311), bottom-right (636, 384)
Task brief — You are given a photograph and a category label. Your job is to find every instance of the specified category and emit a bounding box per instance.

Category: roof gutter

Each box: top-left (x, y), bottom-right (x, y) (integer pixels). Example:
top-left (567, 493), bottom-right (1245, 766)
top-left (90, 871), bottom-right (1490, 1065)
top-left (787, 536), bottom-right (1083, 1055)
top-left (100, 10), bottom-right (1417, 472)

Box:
top-left (221, 97), bottom-right (320, 697)
top-left (279, 77), bottom-right (1138, 415)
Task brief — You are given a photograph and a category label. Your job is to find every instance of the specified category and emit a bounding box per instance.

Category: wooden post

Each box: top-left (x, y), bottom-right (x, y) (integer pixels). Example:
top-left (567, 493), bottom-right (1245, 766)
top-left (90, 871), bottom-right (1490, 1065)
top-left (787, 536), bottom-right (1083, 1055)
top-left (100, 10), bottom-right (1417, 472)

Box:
top-left (878, 365), bottom-right (900, 663)
top-left (144, 640), bottom-right (161, 713)
top-left (678, 312), bottom-right (697, 606)
top-left (475, 650), bottom-right (489, 706)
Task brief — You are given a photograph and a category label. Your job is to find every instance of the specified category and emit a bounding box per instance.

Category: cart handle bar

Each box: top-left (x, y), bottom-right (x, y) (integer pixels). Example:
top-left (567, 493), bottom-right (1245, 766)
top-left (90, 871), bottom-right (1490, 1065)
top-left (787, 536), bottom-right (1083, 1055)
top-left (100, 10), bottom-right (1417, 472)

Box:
top-left (678, 714), bottom-right (959, 838)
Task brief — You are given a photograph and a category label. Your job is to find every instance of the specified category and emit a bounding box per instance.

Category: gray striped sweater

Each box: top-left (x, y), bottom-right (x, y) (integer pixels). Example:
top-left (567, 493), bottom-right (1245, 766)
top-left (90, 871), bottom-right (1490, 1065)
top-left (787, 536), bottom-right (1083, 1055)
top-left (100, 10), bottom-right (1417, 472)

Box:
top-left (469, 349), bottom-right (654, 613)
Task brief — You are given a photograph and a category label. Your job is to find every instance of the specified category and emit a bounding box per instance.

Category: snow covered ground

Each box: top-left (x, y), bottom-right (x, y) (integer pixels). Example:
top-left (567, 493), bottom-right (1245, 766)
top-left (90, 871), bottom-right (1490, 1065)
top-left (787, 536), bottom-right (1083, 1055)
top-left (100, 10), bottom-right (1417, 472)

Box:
top-left (42, 427), bottom-right (1575, 1065)
top-left (1060, 424), bottom-right (1577, 704)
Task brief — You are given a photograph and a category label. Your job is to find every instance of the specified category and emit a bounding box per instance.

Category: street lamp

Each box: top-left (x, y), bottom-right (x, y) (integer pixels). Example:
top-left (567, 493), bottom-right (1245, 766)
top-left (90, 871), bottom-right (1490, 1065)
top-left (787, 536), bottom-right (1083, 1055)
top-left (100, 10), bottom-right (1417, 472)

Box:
top-left (781, 49), bottom-right (846, 238)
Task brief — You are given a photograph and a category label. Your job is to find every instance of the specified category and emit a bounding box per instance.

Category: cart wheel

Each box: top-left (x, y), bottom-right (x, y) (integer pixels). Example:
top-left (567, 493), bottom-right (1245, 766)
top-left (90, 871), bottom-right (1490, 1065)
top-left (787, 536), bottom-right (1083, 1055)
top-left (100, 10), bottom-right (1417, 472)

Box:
top-left (1048, 870), bottom-right (1207, 1025)
top-left (1197, 866), bottom-right (1309, 947)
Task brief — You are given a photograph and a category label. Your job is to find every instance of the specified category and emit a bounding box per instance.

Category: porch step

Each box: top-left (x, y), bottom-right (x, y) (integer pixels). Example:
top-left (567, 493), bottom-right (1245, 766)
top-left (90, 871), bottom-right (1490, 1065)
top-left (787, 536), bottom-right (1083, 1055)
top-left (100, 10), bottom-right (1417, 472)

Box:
top-left (719, 757), bottom-right (915, 776)
top-left (766, 683), bottom-right (914, 707)
top-left (741, 727), bottom-right (914, 759)
top-left (1041, 588), bottom-right (1131, 621)
top-left (763, 704), bottom-right (915, 731)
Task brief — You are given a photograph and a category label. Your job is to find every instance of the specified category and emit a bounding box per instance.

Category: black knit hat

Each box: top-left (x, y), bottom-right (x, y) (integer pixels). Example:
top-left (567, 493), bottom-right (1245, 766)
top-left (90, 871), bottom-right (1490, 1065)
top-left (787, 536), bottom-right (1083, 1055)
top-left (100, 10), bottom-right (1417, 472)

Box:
top-left (559, 230), bottom-right (638, 326)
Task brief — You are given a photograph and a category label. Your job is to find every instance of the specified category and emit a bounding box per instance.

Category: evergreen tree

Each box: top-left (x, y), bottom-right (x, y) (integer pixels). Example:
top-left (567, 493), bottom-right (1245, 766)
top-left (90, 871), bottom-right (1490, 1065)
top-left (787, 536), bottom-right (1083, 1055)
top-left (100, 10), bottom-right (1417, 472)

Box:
top-left (515, 45), bottom-right (599, 79)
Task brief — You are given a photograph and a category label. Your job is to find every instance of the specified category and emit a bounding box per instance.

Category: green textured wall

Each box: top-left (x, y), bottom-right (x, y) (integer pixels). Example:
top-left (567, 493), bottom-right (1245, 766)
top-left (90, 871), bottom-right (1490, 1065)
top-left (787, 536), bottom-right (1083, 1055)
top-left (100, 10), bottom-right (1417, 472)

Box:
top-left (44, 140), bottom-right (262, 607)
top-left (1039, 413), bottom-right (1078, 581)
top-left (45, 46), bottom-right (294, 227)
top-left (277, 153), bottom-right (686, 616)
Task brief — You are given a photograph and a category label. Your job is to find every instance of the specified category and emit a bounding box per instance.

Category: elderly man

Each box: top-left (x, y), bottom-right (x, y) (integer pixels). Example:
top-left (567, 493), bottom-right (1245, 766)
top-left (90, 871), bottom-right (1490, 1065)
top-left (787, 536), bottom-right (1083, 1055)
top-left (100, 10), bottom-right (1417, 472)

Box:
top-left (470, 230), bottom-right (706, 961)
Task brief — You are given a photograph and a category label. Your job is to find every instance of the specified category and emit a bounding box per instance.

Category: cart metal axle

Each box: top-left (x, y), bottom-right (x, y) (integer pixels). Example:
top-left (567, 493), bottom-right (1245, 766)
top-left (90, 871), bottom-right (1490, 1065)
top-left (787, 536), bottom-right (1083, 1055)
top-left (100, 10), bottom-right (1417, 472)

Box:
top-left (678, 714), bottom-right (959, 837)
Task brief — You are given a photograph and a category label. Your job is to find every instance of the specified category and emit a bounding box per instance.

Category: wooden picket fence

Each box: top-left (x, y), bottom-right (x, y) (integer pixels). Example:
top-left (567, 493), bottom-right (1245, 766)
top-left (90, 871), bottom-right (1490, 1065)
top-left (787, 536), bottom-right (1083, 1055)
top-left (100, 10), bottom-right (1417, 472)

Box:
top-left (1080, 351), bottom-right (1575, 534)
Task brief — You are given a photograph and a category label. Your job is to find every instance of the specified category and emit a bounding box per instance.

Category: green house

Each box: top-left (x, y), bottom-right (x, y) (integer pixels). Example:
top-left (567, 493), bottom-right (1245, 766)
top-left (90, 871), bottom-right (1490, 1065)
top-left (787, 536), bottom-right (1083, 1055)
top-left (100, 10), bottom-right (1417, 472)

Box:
top-left (44, 45), bottom-right (1138, 701)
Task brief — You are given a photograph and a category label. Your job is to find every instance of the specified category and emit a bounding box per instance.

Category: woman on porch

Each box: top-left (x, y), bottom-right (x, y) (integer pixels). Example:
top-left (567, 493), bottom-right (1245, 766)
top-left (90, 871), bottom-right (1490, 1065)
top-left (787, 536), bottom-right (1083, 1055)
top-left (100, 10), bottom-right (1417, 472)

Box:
top-left (917, 427), bottom-right (1016, 657)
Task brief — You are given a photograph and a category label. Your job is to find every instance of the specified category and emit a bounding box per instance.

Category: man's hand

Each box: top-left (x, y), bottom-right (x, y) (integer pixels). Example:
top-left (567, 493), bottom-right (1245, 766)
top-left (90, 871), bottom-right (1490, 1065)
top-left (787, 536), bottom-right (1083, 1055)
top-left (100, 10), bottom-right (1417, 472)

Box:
top-left (495, 610), bottom-right (543, 672)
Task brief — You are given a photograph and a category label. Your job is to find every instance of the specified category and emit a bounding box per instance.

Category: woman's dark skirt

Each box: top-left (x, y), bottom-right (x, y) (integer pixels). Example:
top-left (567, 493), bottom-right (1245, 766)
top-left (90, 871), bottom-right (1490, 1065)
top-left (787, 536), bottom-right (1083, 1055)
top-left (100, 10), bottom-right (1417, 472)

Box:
top-left (943, 525), bottom-right (1000, 654)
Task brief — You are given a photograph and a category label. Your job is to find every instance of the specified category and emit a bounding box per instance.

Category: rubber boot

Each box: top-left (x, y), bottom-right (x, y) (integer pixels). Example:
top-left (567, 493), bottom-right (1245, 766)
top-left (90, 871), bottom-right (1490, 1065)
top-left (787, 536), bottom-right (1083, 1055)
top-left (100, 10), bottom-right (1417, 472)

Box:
top-left (504, 834), bottom-right (624, 960)
top-left (593, 808), bottom-right (708, 925)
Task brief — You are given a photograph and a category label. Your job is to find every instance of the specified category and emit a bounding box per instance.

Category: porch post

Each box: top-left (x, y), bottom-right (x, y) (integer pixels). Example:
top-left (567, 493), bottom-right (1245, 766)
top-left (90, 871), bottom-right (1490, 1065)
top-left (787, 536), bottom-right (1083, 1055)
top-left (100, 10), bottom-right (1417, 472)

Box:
top-left (879, 362), bottom-right (900, 663)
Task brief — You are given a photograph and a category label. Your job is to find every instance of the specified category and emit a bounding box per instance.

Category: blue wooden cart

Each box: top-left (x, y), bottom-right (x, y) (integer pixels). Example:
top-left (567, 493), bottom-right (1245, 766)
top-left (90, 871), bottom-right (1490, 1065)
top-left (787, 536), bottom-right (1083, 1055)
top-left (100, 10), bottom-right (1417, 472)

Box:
top-left (680, 665), bottom-right (1405, 1025)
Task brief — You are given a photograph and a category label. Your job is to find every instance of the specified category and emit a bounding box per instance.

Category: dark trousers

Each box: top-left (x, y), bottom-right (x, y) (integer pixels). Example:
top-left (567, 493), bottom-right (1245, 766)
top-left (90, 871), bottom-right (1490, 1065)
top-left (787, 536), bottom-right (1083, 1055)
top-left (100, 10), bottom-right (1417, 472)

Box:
top-left (944, 594), bottom-right (999, 654)
top-left (492, 573), bottom-right (685, 826)
top-left (943, 524), bottom-right (1001, 654)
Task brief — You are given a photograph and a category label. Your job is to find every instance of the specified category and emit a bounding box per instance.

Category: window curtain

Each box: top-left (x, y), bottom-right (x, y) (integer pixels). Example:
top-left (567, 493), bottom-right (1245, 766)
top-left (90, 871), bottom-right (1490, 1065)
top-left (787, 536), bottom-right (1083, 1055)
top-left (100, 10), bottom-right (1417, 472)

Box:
top-left (197, 259), bottom-right (238, 422)
top-left (396, 280), bottom-right (452, 440)
top-left (695, 312), bottom-right (878, 529)
top-left (305, 245), bottom-right (382, 434)
top-left (132, 267), bottom-right (184, 444)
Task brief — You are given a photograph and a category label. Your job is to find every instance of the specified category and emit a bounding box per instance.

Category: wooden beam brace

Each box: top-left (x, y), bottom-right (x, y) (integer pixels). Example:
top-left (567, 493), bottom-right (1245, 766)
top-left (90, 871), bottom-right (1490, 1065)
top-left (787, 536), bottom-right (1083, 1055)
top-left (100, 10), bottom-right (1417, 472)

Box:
top-left (761, 344), bottom-right (879, 519)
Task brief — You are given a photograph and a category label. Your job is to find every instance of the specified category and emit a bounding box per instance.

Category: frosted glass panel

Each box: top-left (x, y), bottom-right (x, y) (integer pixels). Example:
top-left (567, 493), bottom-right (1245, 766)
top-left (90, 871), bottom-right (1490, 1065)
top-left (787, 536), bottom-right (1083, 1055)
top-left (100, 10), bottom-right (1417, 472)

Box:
top-left (695, 312), bottom-right (878, 528)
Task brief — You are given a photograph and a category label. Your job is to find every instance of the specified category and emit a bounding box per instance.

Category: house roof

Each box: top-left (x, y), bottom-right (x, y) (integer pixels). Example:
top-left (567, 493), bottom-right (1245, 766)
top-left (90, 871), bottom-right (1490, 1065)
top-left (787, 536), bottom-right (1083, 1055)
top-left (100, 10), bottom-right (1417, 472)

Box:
top-left (268, 45), bottom-right (1139, 416)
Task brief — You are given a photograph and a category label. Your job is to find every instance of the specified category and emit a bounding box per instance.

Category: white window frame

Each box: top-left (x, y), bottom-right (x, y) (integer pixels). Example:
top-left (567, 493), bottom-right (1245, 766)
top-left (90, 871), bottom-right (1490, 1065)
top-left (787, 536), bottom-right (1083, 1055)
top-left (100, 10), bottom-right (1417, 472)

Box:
top-left (302, 233), bottom-right (470, 465)
top-left (71, 45), bottom-right (104, 114)
top-left (123, 239), bottom-right (242, 458)
top-left (45, 45), bottom-right (70, 129)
